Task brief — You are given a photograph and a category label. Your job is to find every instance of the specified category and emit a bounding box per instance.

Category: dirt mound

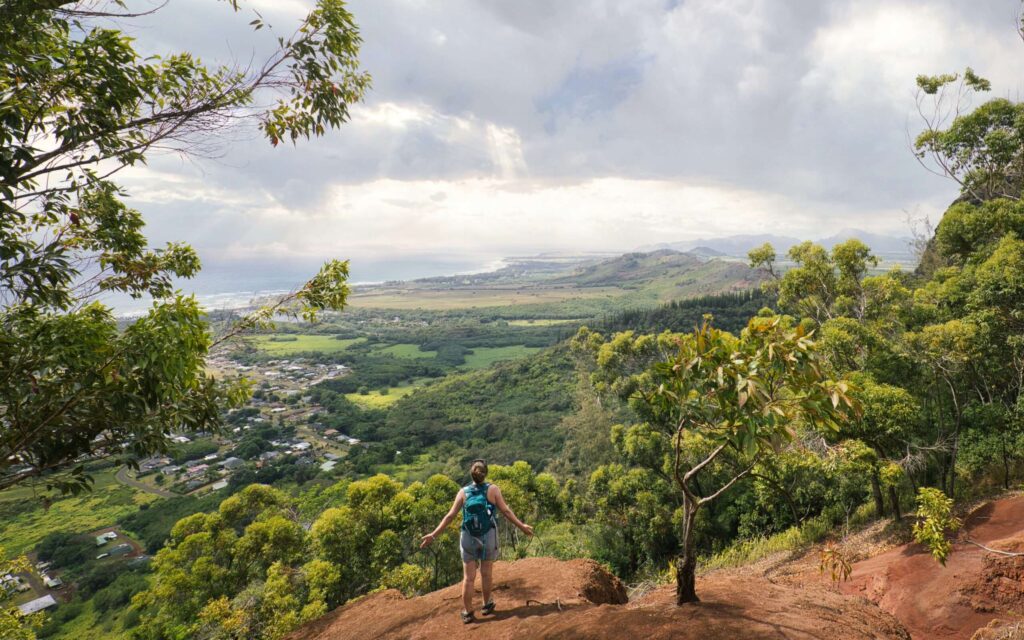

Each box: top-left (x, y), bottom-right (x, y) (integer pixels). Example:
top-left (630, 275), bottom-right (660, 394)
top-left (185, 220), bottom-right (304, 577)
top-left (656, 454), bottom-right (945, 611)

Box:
top-left (288, 557), bottom-right (908, 640)
top-left (962, 537), bottom-right (1024, 612)
top-left (842, 495), bottom-right (1024, 639)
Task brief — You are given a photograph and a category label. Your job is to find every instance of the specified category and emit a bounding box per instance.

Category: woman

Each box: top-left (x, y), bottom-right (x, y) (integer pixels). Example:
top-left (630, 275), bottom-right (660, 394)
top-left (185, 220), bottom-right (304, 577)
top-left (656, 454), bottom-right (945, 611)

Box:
top-left (420, 459), bottom-right (533, 623)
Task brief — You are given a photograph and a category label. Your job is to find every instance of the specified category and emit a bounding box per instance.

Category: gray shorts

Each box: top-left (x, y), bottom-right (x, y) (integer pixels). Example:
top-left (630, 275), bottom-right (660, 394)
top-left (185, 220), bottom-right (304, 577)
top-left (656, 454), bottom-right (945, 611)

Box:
top-left (460, 527), bottom-right (498, 562)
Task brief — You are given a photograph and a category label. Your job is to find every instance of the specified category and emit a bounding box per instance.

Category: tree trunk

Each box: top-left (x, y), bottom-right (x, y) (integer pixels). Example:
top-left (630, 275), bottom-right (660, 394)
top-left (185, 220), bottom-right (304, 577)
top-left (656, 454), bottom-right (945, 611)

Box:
top-left (1002, 436), bottom-right (1010, 490)
top-left (888, 485), bottom-right (902, 523)
top-left (676, 499), bottom-right (700, 604)
top-left (948, 408), bottom-right (961, 498)
top-left (871, 472), bottom-right (886, 517)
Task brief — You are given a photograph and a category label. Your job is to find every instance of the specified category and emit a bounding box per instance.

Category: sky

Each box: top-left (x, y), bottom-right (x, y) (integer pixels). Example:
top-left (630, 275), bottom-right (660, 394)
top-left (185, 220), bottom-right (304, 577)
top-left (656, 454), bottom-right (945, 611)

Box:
top-left (117, 0), bottom-right (1024, 281)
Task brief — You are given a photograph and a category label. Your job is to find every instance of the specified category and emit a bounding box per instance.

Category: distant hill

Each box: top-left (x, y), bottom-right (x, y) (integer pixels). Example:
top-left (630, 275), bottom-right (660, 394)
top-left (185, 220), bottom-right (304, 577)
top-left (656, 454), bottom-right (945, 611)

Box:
top-left (816, 228), bottom-right (913, 257)
top-left (351, 250), bottom-right (764, 314)
top-left (687, 246), bottom-right (727, 258)
top-left (637, 229), bottom-right (914, 262)
top-left (638, 234), bottom-right (800, 256)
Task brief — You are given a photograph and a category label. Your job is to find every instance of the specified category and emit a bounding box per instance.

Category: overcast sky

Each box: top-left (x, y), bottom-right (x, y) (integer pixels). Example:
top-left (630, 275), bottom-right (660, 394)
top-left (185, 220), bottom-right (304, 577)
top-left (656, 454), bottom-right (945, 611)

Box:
top-left (119, 0), bottom-right (1024, 277)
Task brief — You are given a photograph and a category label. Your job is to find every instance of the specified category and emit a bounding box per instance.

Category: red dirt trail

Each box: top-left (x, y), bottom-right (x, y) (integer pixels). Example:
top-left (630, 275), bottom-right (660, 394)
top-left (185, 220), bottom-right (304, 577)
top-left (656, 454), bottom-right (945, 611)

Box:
top-left (841, 494), bottom-right (1024, 640)
top-left (288, 557), bottom-right (908, 640)
top-left (290, 496), bottom-right (1024, 640)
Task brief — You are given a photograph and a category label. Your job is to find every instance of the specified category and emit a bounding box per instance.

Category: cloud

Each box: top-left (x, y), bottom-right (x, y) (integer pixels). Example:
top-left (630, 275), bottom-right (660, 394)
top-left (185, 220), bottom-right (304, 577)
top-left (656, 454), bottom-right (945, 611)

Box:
top-left (117, 0), bottom-right (1024, 272)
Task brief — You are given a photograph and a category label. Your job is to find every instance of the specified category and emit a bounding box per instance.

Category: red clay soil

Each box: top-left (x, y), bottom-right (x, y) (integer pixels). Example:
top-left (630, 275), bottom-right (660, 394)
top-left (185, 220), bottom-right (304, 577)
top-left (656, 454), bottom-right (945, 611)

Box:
top-left (288, 557), bottom-right (909, 640)
top-left (841, 495), bottom-right (1024, 640)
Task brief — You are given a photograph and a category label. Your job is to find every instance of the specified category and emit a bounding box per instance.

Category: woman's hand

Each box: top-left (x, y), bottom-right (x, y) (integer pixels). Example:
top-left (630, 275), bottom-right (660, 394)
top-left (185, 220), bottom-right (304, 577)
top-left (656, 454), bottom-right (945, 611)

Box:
top-left (419, 533), bottom-right (435, 548)
top-left (520, 524), bottom-right (534, 536)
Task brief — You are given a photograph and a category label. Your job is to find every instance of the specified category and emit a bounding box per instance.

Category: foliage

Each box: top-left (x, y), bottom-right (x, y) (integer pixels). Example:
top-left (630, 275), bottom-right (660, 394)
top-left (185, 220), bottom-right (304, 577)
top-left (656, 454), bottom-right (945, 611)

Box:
top-left (577, 315), bottom-right (856, 602)
top-left (353, 347), bottom-right (575, 469)
top-left (819, 541), bottom-right (854, 585)
top-left (0, 546), bottom-right (41, 640)
top-left (912, 487), bottom-right (961, 565)
top-left (132, 475), bottom-right (460, 638)
top-left (34, 530), bottom-right (93, 570)
top-left (0, 0), bottom-right (368, 494)
top-left (120, 493), bottom-right (224, 553)
top-left (0, 471), bottom-right (156, 556)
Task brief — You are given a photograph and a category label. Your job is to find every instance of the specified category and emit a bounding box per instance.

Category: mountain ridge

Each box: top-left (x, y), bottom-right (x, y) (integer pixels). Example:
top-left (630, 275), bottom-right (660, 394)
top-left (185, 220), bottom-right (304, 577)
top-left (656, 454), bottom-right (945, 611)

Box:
top-left (637, 228), bottom-right (913, 259)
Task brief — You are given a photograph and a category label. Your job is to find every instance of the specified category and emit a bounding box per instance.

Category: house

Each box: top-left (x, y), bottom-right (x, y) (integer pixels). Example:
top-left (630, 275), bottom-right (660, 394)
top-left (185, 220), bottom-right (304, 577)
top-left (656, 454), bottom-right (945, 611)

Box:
top-left (95, 531), bottom-right (118, 546)
top-left (43, 575), bottom-right (63, 589)
top-left (323, 429), bottom-right (339, 437)
top-left (19, 595), bottom-right (57, 615)
top-left (211, 480), bottom-right (228, 491)
top-left (139, 456), bottom-right (171, 471)
top-left (291, 441), bottom-right (312, 452)
top-left (203, 453), bottom-right (219, 462)
top-left (219, 457), bottom-right (244, 470)
top-left (186, 464), bottom-right (209, 475)
top-left (171, 435), bottom-right (191, 444)
top-left (320, 460), bottom-right (338, 472)
top-left (258, 451), bottom-right (280, 462)
top-left (160, 465), bottom-right (181, 476)
top-left (108, 543), bottom-right (132, 557)
top-left (323, 453), bottom-right (340, 461)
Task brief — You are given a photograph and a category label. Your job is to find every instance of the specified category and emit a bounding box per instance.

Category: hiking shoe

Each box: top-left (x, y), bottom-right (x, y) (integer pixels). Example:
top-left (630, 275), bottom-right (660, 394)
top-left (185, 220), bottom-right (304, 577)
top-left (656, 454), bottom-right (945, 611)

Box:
top-left (481, 600), bottom-right (496, 616)
top-left (460, 610), bottom-right (475, 624)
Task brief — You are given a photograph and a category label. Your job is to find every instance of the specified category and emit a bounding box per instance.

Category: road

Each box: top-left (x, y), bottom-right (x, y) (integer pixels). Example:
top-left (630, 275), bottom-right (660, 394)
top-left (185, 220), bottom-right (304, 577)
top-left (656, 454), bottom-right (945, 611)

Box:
top-left (115, 466), bottom-right (176, 498)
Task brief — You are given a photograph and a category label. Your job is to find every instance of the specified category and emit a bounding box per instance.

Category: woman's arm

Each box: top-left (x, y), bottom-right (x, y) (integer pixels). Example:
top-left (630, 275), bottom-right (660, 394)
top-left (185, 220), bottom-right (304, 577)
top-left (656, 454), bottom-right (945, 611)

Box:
top-left (489, 485), bottom-right (534, 536)
top-left (420, 490), bottom-right (464, 548)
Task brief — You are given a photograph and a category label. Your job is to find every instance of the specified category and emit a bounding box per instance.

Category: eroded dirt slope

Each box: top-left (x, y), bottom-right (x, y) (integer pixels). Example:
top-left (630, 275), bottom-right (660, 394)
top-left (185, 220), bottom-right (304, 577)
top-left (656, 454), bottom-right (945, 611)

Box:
top-left (842, 495), bottom-right (1024, 640)
top-left (288, 557), bottom-right (909, 640)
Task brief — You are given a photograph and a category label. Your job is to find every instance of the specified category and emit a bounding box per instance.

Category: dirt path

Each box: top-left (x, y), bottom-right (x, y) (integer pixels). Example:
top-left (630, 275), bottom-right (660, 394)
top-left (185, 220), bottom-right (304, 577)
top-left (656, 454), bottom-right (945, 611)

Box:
top-left (115, 466), bottom-right (176, 498)
top-left (841, 494), bottom-right (1024, 640)
top-left (289, 557), bottom-right (909, 640)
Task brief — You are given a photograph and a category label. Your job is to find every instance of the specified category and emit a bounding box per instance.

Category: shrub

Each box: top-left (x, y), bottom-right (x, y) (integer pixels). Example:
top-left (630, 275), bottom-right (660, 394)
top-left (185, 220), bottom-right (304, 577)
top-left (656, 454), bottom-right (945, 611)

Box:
top-left (912, 487), bottom-right (961, 565)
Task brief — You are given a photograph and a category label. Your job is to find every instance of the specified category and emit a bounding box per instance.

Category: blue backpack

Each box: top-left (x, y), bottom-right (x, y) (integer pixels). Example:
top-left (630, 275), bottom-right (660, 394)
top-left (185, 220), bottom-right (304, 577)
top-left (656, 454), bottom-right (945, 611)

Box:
top-left (462, 482), bottom-right (495, 536)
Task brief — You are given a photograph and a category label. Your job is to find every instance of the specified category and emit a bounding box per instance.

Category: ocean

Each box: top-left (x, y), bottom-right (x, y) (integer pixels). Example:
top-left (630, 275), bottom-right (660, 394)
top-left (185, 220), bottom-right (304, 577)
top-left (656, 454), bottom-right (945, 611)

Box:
top-left (101, 255), bottom-right (504, 317)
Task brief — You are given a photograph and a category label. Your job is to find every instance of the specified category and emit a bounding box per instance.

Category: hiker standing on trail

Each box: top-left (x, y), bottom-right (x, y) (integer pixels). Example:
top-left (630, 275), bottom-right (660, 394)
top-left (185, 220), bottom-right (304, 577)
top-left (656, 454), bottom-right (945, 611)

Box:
top-left (420, 459), bottom-right (534, 624)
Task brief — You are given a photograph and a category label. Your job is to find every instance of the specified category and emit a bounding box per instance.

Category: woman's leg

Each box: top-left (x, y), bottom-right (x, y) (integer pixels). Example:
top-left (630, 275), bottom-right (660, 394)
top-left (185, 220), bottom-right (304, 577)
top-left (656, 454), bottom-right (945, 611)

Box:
top-left (480, 560), bottom-right (494, 605)
top-left (461, 561), bottom-right (477, 613)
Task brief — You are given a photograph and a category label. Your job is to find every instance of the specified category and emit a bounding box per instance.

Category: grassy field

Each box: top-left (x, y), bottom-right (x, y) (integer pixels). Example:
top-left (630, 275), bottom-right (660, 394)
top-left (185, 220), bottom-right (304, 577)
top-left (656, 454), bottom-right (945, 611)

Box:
top-left (346, 384), bottom-right (419, 409)
top-left (0, 471), bottom-right (158, 557)
top-left (249, 334), bottom-right (364, 355)
top-left (345, 378), bottom-right (429, 409)
top-left (460, 345), bottom-right (543, 370)
top-left (349, 287), bottom-right (620, 310)
top-left (372, 343), bottom-right (438, 359)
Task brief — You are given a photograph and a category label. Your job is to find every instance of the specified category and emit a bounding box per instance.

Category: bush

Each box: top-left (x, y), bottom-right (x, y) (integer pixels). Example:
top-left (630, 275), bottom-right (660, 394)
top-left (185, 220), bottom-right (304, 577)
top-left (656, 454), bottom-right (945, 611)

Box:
top-left (93, 572), bottom-right (149, 613)
top-left (35, 531), bottom-right (92, 570)
top-left (912, 487), bottom-right (961, 565)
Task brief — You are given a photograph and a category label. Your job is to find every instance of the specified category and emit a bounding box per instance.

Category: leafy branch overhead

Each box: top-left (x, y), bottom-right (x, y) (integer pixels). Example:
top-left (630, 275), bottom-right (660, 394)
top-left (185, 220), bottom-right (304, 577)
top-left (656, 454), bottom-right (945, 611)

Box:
top-left (0, 0), bottom-right (368, 493)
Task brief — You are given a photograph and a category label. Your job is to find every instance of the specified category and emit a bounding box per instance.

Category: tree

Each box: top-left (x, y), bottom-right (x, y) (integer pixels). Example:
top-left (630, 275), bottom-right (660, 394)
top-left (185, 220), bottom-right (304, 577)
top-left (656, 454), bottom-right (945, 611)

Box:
top-left (842, 376), bottom-right (922, 522)
top-left (577, 315), bottom-right (856, 603)
top-left (907, 319), bottom-right (980, 496)
top-left (749, 239), bottom-right (900, 325)
top-left (1, 1), bottom-right (370, 493)
top-left (134, 474), bottom-right (460, 637)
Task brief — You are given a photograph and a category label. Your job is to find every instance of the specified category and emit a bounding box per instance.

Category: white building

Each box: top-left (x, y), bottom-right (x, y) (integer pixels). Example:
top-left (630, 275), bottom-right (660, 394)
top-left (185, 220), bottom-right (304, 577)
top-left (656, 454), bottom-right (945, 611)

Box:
top-left (19, 595), bottom-right (57, 615)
